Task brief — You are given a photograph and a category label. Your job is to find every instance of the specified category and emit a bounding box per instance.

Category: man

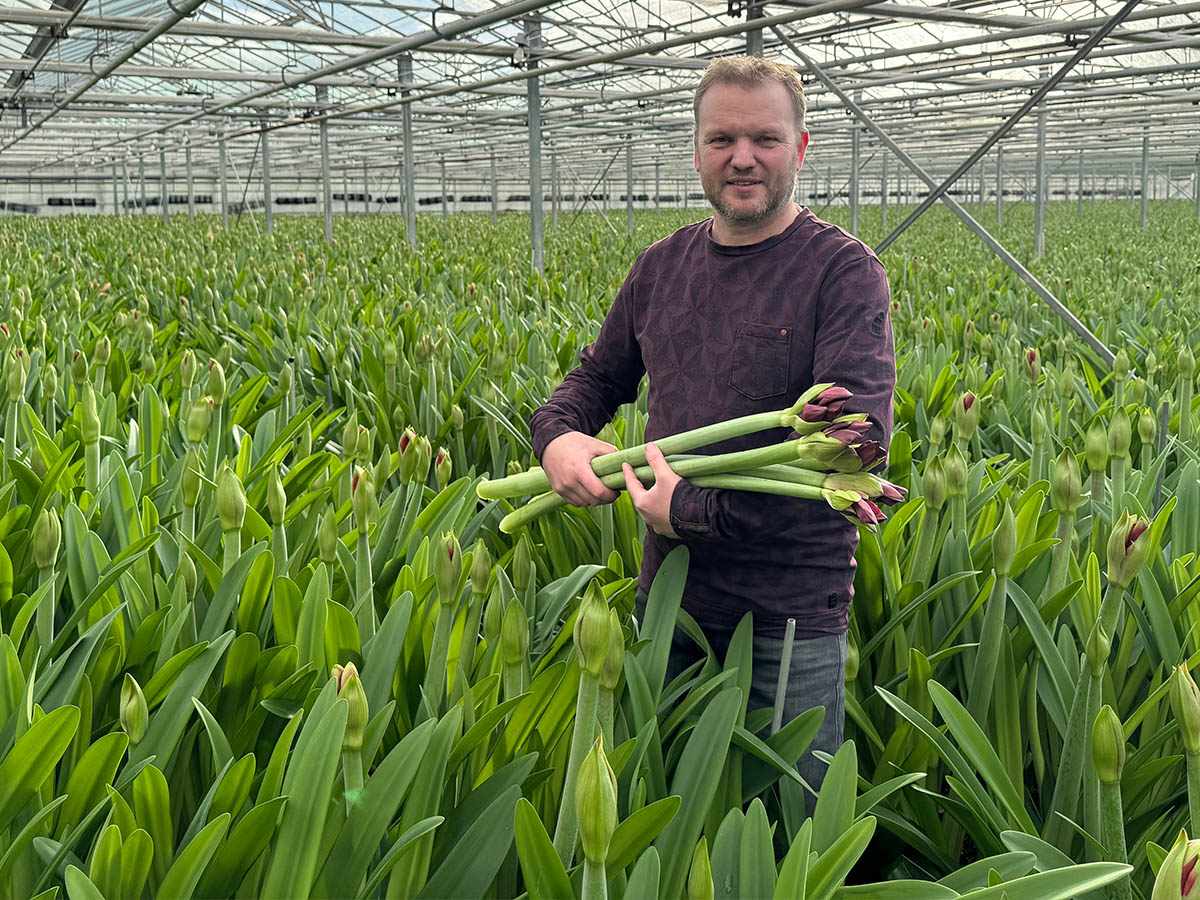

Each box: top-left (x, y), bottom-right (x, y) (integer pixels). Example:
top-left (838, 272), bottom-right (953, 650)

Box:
top-left (529, 56), bottom-right (895, 804)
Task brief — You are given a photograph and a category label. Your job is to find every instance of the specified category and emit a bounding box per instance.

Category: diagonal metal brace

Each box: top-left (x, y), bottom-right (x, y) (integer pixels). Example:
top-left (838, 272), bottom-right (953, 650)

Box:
top-left (772, 26), bottom-right (1115, 367)
top-left (873, 0), bottom-right (1141, 253)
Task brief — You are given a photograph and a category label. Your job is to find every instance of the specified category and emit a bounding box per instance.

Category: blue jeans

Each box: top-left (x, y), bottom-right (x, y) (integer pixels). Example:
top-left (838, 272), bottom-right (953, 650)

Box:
top-left (635, 589), bottom-right (847, 817)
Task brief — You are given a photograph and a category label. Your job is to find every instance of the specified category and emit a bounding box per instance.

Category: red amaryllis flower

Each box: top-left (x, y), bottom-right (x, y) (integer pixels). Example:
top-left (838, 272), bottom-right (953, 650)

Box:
top-left (825, 421), bottom-right (872, 445)
top-left (850, 499), bottom-right (885, 525)
top-left (352, 469), bottom-right (360, 494)
top-left (962, 393), bottom-right (976, 412)
top-left (878, 481), bottom-right (907, 504)
top-left (1185, 853), bottom-right (1199, 897)
top-left (399, 432), bottom-right (411, 453)
top-left (1126, 518), bottom-right (1149, 549)
top-left (855, 440), bottom-right (887, 470)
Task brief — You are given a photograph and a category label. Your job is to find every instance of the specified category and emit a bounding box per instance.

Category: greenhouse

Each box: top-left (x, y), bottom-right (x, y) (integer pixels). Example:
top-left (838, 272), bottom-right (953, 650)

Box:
top-left (1, 0), bottom-right (1199, 896)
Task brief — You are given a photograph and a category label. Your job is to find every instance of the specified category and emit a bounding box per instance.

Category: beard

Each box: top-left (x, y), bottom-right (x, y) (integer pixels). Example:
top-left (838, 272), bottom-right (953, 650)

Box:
top-left (702, 156), bottom-right (798, 227)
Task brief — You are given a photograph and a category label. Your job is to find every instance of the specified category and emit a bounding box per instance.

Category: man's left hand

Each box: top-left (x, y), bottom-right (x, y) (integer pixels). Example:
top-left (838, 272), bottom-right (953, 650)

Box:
top-left (623, 442), bottom-right (681, 539)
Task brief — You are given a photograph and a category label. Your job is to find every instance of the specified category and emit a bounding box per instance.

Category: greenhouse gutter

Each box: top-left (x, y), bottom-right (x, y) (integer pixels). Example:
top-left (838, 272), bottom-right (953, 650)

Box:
top-left (772, 25), bottom-right (1116, 368)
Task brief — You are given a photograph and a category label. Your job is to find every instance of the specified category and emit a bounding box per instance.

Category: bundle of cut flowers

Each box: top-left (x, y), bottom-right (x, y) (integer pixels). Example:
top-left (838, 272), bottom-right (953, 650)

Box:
top-left (478, 383), bottom-right (905, 533)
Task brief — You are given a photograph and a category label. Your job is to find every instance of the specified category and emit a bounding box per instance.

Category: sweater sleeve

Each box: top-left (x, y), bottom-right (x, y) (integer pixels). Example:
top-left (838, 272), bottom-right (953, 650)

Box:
top-left (668, 252), bottom-right (895, 544)
top-left (529, 258), bottom-right (647, 462)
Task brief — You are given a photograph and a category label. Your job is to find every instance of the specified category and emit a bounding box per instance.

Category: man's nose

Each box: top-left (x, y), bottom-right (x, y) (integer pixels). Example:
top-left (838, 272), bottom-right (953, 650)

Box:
top-left (730, 138), bottom-right (756, 169)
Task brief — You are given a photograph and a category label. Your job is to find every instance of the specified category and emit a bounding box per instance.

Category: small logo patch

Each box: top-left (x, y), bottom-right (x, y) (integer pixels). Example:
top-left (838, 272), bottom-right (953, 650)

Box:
top-left (827, 593), bottom-right (838, 609)
top-left (870, 311), bottom-right (886, 336)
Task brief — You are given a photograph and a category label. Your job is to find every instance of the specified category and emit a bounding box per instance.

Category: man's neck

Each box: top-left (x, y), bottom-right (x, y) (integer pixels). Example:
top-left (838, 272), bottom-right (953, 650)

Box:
top-left (710, 203), bottom-right (801, 246)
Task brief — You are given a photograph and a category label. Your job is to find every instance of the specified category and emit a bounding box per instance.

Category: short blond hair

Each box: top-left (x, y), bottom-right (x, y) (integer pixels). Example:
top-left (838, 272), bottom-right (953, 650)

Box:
top-left (693, 56), bottom-right (807, 138)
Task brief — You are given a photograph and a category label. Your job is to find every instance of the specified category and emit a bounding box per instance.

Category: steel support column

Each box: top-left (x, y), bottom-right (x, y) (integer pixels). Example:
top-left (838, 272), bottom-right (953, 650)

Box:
top-left (1034, 107), bottom-right (1045, 257)
top-left (185, 143), bottom-right (194, 220)
top-left (655, 162), bottom-right (660, 214)
top-left (873, 0), bottom-right (1140, 253)
top-left (1140, 127), bottom-right (1149, 227)
top-left (218, 137), bottom-right (228, 228)
top-left (849, 100), bottom-right (860, 234)
top-left (399, 55), bottom-right (416, 247)
top-left (362, 159), bottom-right (369, 216)
top-left (525, 16), bottom-right (544, 271)
top-left (551, 149), bottom-right (559, 228)
top-left (121, 158), bottom-right (129, 217)
top-left (1077, 151), bottom-right (1084, 216)
top-left (111, 162), bottom-right (119, 217)
top-left (774, 26), bottom-right (1114, 367)
top-left (138, 156), bottom-right (146, 215)
top-left (880, 151), bottom-right (888, 230)
top-left (1195, 152), bottom-right (1199, 221)
top-left (995, 145), bottom-right (1003, 227)
top-left (490, 153), bottom-right (498, 223)
top-left (159, 148), bottom-right (168, 224)
top-left (440, 156), bottom-right (447, 217)
top-left (625, 135), bottom-right (634, 236)
top-left (317, 84), bottom-right (332, 242)
top-left (261, 122), bottom-right (273, 233)
top-left (746, 1), bottom-right (764, 56)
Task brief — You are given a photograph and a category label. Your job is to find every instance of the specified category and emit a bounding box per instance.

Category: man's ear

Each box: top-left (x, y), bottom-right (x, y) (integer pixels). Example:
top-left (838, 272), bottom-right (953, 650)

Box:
top-left (797, 130), bottom-right (811, 170)
top-left (693, 133), bottom-right (700, 172)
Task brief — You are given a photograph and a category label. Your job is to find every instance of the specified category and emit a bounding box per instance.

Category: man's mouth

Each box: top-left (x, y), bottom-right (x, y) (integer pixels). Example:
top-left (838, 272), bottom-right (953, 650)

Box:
top-left (727, 179), bottom-right (761, 187)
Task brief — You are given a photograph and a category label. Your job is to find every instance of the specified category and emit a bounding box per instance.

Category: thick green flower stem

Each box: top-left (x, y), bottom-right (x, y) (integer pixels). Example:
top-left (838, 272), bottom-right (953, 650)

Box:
top-left (424, 602), bottom-right (456, 720)
top-left (453, 591), bottom-right (487, 700)
top-left (94, 365), bottom-right (106, 393)
top-left (35, 565), bottom-right (55, 648)
top-left (1097, 583), bottom-right (1126, 644)
top-left (911, 505), bottom-right (941, 588)
top-left (1188, 750), bottom-right (1200, 836)
top-left (342, 748), bottom-right (364, 817)
top-left (85, 439), bottom-right (100, 499)
top-left (966, 569), bottom-right (1008, 725)
top-left (222, 528), bottom-right (241, 573)
top-left (479, 387), bottom-right (830, 500)
top-left (950, 494), bottom-right (967, 536)
top-left (1179, 370), bottom-right (1194, 449)
top-left (501, 656), bottom-right (528, 703)
top-left (1090, 471), bottom-right (1106, 560)
top-left (206, 404), bottom-right (225, 483)
top-left (1, 399), bottom-right (16, 482)
top-left (271, 523), bottom-right (288, 581)
top-left (182, 501), bottom-right (196, 545)
top-left (553, 672), bottom-right (601, 865)
top-left (1098, 780), bottom-right (1131, 900)
top-left (1043, 662), bottom-right (1102, 852)
top-left (1046, 512), bottom-right (1075, 602)
top-left (582, 858), bottom-right (607, 900)
top-left (1109, 458), bottom-right (1126, 522)
top-left (598, 687), bottom-right (614, 752)
top-left (355, 531), bottom-right (375, 641)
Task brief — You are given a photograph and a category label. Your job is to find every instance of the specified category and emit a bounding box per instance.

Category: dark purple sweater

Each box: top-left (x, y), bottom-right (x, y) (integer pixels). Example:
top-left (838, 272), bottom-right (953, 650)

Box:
top-left (530, 208), bottom-right (895, 638)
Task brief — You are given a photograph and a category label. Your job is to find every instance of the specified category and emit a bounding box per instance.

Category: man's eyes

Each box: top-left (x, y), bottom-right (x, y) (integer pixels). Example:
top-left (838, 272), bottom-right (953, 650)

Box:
top-left (707, 136), bottom-right (781, 145)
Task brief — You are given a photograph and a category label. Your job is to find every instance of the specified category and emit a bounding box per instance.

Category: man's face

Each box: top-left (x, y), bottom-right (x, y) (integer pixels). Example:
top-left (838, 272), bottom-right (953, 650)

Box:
top-left (693, 81), bottom-right (809, 229)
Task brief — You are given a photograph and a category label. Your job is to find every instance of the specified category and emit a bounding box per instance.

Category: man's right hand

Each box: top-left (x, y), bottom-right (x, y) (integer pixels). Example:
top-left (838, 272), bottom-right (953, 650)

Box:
top-left (541, 431), bottom-right (621, 507)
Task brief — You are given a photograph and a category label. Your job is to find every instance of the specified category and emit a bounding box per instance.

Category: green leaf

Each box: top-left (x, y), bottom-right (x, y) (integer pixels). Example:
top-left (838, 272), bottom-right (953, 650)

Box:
top-left (417, 784), bottom-right (520, 899)
top-left (156, 812), bottom-right (230, 900)
top-left (0, 705), bottom-right (79, 832)
top-left (774, 818), bottom-right (811, 900)
top-left (514, 797), bottom-right (575, 900)
top-left (623, 846), bottom-right (660, 898)
top-left (805, 815), bottom-right (875, 900)
top-left (606, 795), bottom-right (681, 873)
top-left (947, 862), bottom-right (1131, 899)
top-left (56, 732), bottom-right (127, 839)
top-left (739, 798), bottom-right (775, 900)
top-left (812, 740), bottom-right (858, 856)
top-left (64, 865), bottom-right (106, 900)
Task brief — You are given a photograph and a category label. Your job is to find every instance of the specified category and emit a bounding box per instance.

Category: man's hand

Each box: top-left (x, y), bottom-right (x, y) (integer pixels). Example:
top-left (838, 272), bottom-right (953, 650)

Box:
top-left (541, 431), bottom-right (621, 507)
top-left (623, 442), bottom-right (681, 539)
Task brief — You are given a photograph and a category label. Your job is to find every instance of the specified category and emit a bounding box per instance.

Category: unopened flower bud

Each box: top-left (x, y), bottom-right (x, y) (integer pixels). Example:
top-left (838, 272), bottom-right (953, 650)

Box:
top-left (81, 383), bottom-right (100, 444)
top-left (1106, 512), bottom-right (1150, 590)
top-left (1091, 704), bottom-right (1125, 785)
top-left (331, 663), bottom-right (369, 753)
top-left (600, 608), bottom-right (624, 692)
top-left (1051, 448), bottom-right (1081, 513)
top-left (72, 349), bottom-right (88, 384)
top-left (120, 674), bottom-right (148, 746)
top-left (1086, 419), bottom-right (1109, 474)
top-left (342, 410), bottom-right (359, 460)
top-left (433, 531), bottom-right (461, 606)
top-left (317, 506), bottom-right (338, 563)
top-left (992, 501), bottom-right (1016, 577)
top-left (470, 539), bottom-right (491, 596)
top-left (501, 597), bottom-right (529, 666)
top-left (216, 465), bottom-right (246, 533)
top-left (1139, 407), bottom-right (1158, 447)
top-left (180, 349), bottom-right (197, 389)
top-left (1108, 409), bottom-right (1131, 460)
top-left (574, 581), bottom-right (612, 679)
top-left (206, 359), bottom-right (226, 404)
top-left (352, 466), bottom-right (376, 531)
top-left (923, 456), bottom-right (947, 513)
top-left (267, 465), bottom-right (286, 525)
top-left (688, 838), bottom-right (714, 900)
top-left (41, 362), bottom-right (57, 401)
top-left (1181, 346), bottom-right (1196, 378)
top-left (277, 362), bottom-right (292, 396)
top-left (954, 392), bottom-right (980, 442)
top-left (434, 447), bottom-right (452, 490)
top-left (576, 736), bottom-right (618, 865)
top-left (944, 445), bottom-right (967, 498)
top-left (1171, 664), bottom-right (1200, 756)
top-left (397, 427), bottom-right (417, 482)
top-left (929, 415), bottom-right (946, 451)
top-left (512, 533), bottom-right (533, 592)
top-left (1151, 828), bottom-right (1200, 900)
top-left (178, 551), bottom-right (197, 600)
top-left (32, 508), bottom-right (61, 571)
top-left (1031, 403), bottom-right (1047, 445)
top-left (1085, 623), bottom-right (1111, 678)
top-left (413, 435), bottom-right (432, 484)
top-left (186, 397), bottom-right (213, 444)
top-left (451, 404), bottom-right (464, 430)
top-left (181, 447), bottom-right (201, 507)
top-left (1024, 347), bottom-right (1041, 383)
top-left (483, 588), bottom-right (504, 642)
top-left (356, 426), bottom-right (372, 463)
top-left (1113, 349), bottom-right (1130, 381)
top-left (94, 336), bottom-right (111, 367)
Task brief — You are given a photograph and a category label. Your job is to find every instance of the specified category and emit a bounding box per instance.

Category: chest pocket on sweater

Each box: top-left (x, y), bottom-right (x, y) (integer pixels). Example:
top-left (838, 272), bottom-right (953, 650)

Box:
top-left (729, 320), bottom-right (791, 401)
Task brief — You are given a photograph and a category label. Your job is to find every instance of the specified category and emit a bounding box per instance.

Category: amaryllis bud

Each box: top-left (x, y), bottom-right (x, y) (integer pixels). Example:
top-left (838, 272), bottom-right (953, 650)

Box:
top-left (332, 663), bottom-right (369, 753)
top-left (180, 349), bottom-right (197, 389)
top-left (81, 383), bottom-right (100, 445)
top-left (1085, 622), bottom-right (1111, 678)
top-left (929, 415), bottom-right (947, 450)
top-left (186, 397), bottom-right (213, 444)
top-left (850, 498), bottom-right (885, 526)
top-left (1106, 512), bottom-right (1150, 589)
top-left (267, 465), bottom-right (286, 525)
top-left (206, 359), bottom-right (226, 404)
top-left (317, 505), bottom-right (338, 563)
top-left (72, 349), bottom-right (89, 384)
top-left (451, 404), bottom-right (464, 430)
top-left (178, 551), bottom-right (197, 600)
top-left (1092, 704), bottom-right (1125, 784)
top-left (41, 362), bottom-right (57, 401)
top-left (993, 502), bottom-right (1016, 577)
top-left (1139, 406), bottom-right (1158, 446)
top-left (470, 539), bottom-right (491, 596)
top-left (1031, 403), bottom-right (1047, 445)
top-left (1181, 346), bottom-right (1197, 378)
top-left (1113, 349), bottom-right (1131, 380)
top-left (277, 361), bottom-right (293, 396)
top-left (483, 587), bottom-right (504, 642)
top-left (216, 465), bottom-right (246, 533)
top-left (687, 838), bottom-right (714, 900)
top-left (923, 456), bottom-right (947, 513)
top-left (600, 608), bottom-right (624, 692)
top-left (397, 426), bottom-right (417, 482)
top-left (512, 533), bottom-right (533, 592)
top-left (1024, 347), bottom-right (1041, 383)
top-left (1151, 828), bottom-right (1200, 900)
top-left (93, 336), bottom-right (111, 366)
top-left (434, 447), bottom-right (452, 490)
top-left (182, 447), bottom-right (201, 507)
top-left (954, 391), bottom-right (980, 442)
top-left (435, 531), bottom-right (461, 606)
top-left (413, 435), bottom-right (432, 484)
top-left (7, 355), bottom-right (24, 404)
top-left (356, 426), bottom-right (372, 463)
top-left (352, 466), bottom-right (376, 530)
top-left (1108, 408), bottom-right (1131, 459)
top-left (32, 508), bottom-right (61, 571)
top-left (501, 597), bottom-right (529, 666)
top-left (576, 736), bottom-right (618, 865)
top-left (1086, 418), bottom-right (1109, 474)
top-left (855, 439), bottom-right (886, 470)
top-left (1171, 664), bottom-right (1200, 755)
top-left (120, 674), bottom-right (148, 746)
top-left (574, 581), bottom-right (612, 679)
top-left (298, 420), bottom-right (313, 460)
top-left (1051, 448), bottom-right (1081, 513)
